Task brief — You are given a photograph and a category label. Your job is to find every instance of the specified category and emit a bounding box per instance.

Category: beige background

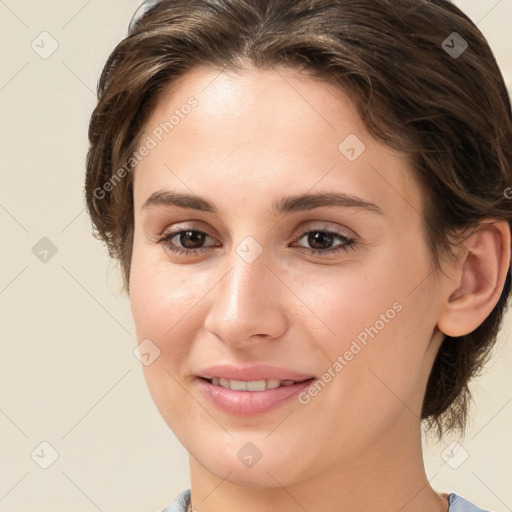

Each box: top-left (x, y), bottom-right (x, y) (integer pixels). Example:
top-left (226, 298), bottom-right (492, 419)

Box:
top-left (0, 1), bottom-right (510, 511)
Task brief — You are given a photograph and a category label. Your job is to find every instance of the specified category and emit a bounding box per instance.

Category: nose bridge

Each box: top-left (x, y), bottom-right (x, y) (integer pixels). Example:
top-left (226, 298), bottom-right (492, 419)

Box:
top-left (203, 242), bottom-right (287, 344)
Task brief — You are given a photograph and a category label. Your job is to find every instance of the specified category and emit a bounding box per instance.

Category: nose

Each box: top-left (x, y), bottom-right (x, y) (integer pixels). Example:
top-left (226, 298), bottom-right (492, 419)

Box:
top-left (203, 248), bottom-right (288, 347)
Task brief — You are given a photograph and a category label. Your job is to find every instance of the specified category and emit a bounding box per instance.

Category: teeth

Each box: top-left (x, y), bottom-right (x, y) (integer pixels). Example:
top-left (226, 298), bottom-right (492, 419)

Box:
top-left (209, 377), bottom-right (297, 391)
top-left (230, 379), bottom-right (248, 391)
top-left (266, 379), bottom-right (281, 389)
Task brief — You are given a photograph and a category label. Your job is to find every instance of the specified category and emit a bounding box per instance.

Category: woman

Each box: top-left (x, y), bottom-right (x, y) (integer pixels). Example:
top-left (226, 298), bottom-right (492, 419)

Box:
top-left (84, 0), bottom-right (512, 510)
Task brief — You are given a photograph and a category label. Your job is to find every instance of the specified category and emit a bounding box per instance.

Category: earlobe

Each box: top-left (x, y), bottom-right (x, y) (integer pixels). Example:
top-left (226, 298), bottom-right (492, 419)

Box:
top-left (437, 220), bottom-right (511, 337)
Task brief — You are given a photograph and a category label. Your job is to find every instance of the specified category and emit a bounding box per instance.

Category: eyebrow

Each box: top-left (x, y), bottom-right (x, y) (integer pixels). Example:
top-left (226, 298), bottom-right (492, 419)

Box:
top-left (141, 189), bottom-right (384, 216)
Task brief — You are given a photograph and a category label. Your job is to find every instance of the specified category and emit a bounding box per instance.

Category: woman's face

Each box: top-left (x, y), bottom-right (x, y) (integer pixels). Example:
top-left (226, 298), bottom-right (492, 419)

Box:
top-left (129, 66), bottom-right (448, 487)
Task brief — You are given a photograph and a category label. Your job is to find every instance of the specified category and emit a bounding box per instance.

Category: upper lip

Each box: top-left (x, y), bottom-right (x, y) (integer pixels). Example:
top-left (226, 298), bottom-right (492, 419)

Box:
top-left (198, 364), bottom-right (315, 382)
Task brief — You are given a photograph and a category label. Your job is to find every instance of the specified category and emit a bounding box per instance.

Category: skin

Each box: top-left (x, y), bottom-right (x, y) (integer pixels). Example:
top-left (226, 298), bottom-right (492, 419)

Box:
top-left (128, 66), bottom-right (510, 512)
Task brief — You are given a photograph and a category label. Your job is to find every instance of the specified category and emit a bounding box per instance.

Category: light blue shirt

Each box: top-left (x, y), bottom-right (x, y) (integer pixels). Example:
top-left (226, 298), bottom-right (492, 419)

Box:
top-left (160, 489), bottom-right (491, 511)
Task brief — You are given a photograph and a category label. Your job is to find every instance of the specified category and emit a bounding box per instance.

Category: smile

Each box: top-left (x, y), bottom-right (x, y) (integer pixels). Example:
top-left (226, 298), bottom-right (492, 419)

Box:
top-left (197, 377), bottom-right (316, 416)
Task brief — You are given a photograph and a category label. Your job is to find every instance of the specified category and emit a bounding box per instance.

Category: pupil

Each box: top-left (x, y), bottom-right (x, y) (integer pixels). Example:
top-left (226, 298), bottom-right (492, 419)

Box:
top-left (181, 230), bottom-right (205, 249)
top-left (308, 231), bottom-right (333, 249)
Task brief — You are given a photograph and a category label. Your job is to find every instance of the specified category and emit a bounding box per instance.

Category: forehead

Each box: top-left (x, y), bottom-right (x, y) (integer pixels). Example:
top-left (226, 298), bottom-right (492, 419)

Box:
top-left (142, 65), bottom-right (369, 156)
top-left (133, 66), bottom-right (423, 222)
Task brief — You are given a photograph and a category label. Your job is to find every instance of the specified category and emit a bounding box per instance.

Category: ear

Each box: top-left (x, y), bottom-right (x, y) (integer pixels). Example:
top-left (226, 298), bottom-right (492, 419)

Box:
top-left (437, 219), bottom-right (511, 337)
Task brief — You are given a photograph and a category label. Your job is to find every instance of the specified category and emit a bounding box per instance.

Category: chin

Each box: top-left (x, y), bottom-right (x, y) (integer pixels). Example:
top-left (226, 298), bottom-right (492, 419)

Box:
top-left (187, 435), bottom-right (317, 489)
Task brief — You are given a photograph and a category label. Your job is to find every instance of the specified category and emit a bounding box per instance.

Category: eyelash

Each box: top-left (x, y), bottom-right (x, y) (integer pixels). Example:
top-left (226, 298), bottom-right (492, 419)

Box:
top-left (156, 227), bottom-right (357, 257)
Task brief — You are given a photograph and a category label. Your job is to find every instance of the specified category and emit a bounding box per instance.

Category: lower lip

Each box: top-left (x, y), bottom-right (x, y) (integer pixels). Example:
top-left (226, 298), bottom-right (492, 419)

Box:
top-left (196, 377), bottom-right (315, 416)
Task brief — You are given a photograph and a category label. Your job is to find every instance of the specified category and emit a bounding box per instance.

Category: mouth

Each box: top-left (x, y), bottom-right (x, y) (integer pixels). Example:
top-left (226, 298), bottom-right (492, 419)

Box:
top-left (195, 364), bottom-right (317, 415)
top-left (198, 376), bottom-right (316, 391)
top-left (196, 375), bottom-right (317, 416)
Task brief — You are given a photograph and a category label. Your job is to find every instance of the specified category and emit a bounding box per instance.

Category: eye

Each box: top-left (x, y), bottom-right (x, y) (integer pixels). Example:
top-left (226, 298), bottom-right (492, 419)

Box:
top-left (156, 226), bottom-right (358, 257)
top-left (157, 229), bottom-right (219, 256)
top-left (291, 229), bottom-right (357, 256)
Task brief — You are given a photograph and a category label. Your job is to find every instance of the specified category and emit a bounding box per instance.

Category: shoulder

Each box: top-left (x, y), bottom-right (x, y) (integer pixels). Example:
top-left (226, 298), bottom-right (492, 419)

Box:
top-left (448, 493), bottom-right (492, 512)
top-left (159, 489), bottom-right (191, 512)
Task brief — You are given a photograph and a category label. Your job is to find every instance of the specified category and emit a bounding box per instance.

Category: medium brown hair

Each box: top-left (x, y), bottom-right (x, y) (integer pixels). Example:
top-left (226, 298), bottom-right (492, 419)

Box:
top-left (85, 0), bottom-right (512, 438)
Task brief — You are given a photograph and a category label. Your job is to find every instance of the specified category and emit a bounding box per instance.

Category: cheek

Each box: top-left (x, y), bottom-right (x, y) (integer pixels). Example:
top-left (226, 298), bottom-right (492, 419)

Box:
top-left (129, 254), bottom-right (202, 390)
top-left (129, 258), bottom-right (205, 430)
top-left (315, 245), bottom-right (434, 403)
top-left (317, 252), bottom-right (410, 347)
top-left (129, 254), bottom-right (206, 343)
